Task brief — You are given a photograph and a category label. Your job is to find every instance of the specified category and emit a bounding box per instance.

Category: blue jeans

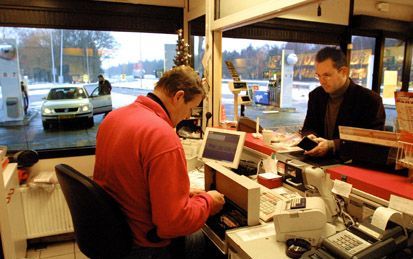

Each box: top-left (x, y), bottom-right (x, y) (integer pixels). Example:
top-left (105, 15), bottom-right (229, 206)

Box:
top-left (122, 230), bottom-right (207, 259)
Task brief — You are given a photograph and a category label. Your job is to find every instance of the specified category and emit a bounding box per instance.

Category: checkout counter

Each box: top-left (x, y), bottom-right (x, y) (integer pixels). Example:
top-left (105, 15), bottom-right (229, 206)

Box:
top-left (195, 129), bottom-right (413, 259)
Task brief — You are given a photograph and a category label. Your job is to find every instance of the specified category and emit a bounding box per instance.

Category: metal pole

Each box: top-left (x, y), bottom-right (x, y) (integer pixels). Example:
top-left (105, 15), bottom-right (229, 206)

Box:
top-left (15, 37), bottom-right (21, 83)
top-left (59, 29), bottom-right (63, 83)
top-left (50, 30), bottom-right (56, 84)
top-left (86, 43), bottom-right (90, 83)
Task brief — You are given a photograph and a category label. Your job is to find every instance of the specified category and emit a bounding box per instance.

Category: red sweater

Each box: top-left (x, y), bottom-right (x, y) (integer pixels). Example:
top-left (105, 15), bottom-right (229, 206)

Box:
top-left (94, 96), bottom-right (212, 247)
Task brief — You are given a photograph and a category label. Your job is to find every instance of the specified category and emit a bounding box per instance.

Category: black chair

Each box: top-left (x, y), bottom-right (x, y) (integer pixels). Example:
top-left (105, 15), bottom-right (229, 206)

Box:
top-left (55, 164), bottom-right (133, 259)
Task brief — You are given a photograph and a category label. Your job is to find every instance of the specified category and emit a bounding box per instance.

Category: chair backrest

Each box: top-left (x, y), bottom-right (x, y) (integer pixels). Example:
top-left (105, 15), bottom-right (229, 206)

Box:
top-left (55, 164), bottom-right (133, 259)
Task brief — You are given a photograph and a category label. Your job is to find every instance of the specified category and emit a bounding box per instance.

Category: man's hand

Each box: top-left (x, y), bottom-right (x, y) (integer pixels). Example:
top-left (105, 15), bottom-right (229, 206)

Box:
top-left (304, 135), bottom-right (331, 157)
top-left (207, 190), bottom-right (225, 216)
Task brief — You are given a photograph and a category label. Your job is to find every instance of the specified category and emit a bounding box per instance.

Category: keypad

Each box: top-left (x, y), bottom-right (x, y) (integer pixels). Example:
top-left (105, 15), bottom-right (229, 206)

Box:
top-left (259, 191), bottom-right (281, 222)
top-left (327, 230), bottom-right (371, 255)
top-left (290, 197), bottom-right (306, 209)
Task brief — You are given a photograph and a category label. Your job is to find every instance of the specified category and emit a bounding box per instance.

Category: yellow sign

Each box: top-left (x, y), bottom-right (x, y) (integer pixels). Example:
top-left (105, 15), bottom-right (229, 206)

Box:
top-left (383, 70), bottom-right (397, 86)
top-left (383, 70), bottom-right (398, 99)
top-left (64, 48), bottom-right (94, 56)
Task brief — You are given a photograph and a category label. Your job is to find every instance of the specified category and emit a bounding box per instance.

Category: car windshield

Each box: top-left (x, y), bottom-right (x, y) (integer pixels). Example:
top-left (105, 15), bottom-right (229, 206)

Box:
top-left (47, 87), bottom-right (88, 100)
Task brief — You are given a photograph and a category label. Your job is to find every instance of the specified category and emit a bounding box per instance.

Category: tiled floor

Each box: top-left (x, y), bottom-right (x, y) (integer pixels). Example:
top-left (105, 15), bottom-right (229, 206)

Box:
top-left (26, 241), bottom-right (88, 259)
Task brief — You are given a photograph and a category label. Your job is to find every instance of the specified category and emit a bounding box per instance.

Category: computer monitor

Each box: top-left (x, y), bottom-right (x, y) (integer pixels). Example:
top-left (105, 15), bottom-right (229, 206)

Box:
top-left (198, 127), bottom-right (246, 169)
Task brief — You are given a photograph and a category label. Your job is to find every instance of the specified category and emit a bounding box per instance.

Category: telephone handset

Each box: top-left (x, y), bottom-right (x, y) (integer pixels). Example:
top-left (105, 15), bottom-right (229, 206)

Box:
top-left (305, 220), bottom-right (407, 259)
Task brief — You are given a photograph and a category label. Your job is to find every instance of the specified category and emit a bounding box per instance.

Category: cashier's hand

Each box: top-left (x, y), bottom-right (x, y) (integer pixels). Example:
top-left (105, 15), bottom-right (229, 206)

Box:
top-left (207, 190), bottom-right (225, 216)
top-left (304, 135), bottom-right (330, 157)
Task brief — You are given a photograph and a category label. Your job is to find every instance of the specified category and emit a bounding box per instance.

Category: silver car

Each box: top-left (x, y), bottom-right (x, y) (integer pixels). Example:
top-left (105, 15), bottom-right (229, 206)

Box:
top-left (41, 85), bottom-right (112, 129)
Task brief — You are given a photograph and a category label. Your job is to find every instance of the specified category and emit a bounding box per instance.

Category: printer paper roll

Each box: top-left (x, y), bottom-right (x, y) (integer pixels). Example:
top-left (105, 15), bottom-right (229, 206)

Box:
top-left (371, 207), bottom-right (402, 230)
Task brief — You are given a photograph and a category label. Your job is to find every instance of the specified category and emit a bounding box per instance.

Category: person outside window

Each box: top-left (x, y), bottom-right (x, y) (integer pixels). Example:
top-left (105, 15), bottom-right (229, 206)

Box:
top-left (93, 66), bottom-right (225, 259)
top-left (21, 81), bottom-right (29, 115)
top-left (97, 74), bottom-right (112, 95)
top-left (301, 47), bottom-right (385, 159)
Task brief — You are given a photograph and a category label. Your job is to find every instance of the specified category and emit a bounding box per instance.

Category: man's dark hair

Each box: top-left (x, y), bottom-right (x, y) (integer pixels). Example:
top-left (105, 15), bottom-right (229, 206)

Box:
top-left (98, 74), bottom-right (104, 79)
top-left (155, 65), bottom-right (206, 103)
top-left (315, 47), bottom-right (347, 69)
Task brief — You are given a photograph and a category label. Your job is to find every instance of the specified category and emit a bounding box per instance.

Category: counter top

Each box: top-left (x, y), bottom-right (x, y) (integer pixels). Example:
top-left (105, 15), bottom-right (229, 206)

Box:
top-left (327, 165), bottom-right (413, 201)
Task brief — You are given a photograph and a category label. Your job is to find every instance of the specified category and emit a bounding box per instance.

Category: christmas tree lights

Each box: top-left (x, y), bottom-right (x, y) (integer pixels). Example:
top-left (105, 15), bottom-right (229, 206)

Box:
top-left (173, 29), bottom-right (191, 67)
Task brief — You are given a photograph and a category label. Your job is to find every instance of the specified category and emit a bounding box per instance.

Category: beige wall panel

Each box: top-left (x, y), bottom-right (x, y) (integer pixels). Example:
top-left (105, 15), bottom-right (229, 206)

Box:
top-left (354, 0), bottom-right (413, 22)
top-left (188, 0), bottom-right (206, 21)
top-left (97, 0), bottom-right (184, 7)
top-left (279, 0), bottom-right (349, 25)
top-left (219, 0), bottom-right (269, 18)
top-left (189, 0), bottom-right (205, 12)
top-left (213, 0), bottom-right (318, 31)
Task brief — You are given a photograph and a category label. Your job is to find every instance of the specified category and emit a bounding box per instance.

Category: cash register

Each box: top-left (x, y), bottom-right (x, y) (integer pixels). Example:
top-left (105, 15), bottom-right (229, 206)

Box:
top-left (276, 150), bottom-right (340, 223)
top-left (198, 127), bottom-right (261, 253)
top-left (275, 137), bottom-right (411, 258)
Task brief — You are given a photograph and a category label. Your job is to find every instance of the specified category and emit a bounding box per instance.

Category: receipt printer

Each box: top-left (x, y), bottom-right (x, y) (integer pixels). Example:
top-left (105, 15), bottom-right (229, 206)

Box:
top-left (273, 197), bottom-right (327, 246)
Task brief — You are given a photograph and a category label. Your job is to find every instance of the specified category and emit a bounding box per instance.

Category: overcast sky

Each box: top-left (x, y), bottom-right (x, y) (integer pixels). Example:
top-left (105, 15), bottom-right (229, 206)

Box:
top-left (102, 31), bottom-right (284, 69)
top-left (101, 32), bottom-right (177, 69)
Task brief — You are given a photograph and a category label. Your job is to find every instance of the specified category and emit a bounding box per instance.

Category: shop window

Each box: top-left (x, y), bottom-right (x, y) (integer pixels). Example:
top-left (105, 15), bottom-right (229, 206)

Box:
top-left (0, 27), bottom-right (177, 151)
top-left (192, 36), bottom-right (398, 132)
top-left (381, 38), bottom-right (405, 105)
top-left (192, 36), bottom-right (206, 77)
top-left (350, 36), bottom-right (376, 90)
top-left (220, 38), bottom-right (332, 129)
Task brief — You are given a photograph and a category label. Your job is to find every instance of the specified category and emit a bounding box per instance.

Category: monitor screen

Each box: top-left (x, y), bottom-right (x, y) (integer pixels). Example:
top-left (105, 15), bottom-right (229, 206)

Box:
top-left (228, 81), bottom-right (248, 92)
top-left (198, 127), bottom-right (246, 169)
top-left (233, 82), bottom-right (247, 89)
top-left (241, 96), bottom-right (250, 101)
top-left (239, 95), bottom-right (252, 104)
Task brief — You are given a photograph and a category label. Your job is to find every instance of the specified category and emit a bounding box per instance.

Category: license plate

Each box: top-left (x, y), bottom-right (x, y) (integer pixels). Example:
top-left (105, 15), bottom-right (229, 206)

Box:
top-left (59, 115), bottom-right (75, 120)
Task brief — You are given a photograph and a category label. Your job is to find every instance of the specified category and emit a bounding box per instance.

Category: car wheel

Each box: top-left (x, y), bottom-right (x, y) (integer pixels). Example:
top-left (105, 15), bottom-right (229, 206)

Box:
top-left (42, 121), bottom-right (51, 130)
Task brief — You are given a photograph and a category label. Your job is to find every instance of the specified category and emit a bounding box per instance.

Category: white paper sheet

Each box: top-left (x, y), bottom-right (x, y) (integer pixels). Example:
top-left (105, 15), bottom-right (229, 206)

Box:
top-left (236, 224), bottom-right (275, 242)
top-left (371, 207), bottom-right (402, 230)
top-left (389, 194), bottom-right (413, 216)
top-left (331, 179), bottom-right (352, 198)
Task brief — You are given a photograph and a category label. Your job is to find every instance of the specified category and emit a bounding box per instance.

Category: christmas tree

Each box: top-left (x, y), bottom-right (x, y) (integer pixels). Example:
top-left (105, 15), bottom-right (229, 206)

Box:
top-left (173, 29), bottom-right (191, 67)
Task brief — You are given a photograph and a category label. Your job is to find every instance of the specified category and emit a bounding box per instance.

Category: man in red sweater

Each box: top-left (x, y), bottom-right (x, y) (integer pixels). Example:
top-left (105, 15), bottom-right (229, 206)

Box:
top-left (94, 66), bottom-right (225, 259)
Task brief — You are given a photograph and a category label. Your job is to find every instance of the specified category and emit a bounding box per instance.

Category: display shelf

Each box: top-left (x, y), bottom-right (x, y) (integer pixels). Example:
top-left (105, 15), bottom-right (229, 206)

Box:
top-left (396, 140), bottom-right (413, 181)
top-left (397, 141), bottom-right (413, 166)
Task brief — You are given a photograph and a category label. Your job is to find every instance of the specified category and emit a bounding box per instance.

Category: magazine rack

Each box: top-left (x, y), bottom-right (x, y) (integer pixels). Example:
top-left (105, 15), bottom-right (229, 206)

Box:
top-left (396, 132), bottom-right (413, 182)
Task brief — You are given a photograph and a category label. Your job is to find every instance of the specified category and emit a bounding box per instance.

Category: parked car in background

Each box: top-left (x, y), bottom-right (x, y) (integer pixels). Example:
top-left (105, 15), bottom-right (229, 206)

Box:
top-left (41, 85), bottom-right (112, 129)
top-left (88, 87), bottom-right (113, 114)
